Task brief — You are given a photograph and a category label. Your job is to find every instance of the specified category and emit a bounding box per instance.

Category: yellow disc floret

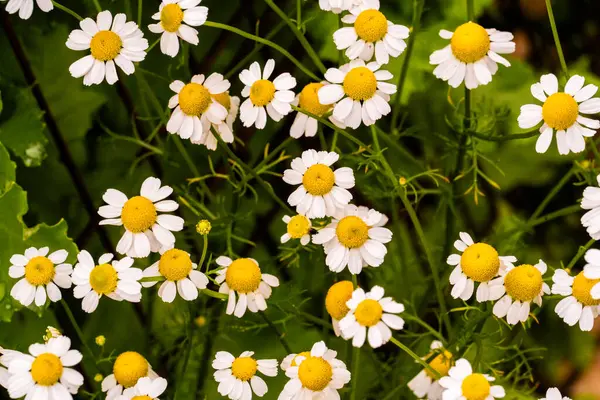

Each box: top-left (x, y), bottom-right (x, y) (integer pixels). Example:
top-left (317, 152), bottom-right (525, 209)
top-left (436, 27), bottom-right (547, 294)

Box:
top-left (287, 215), bottom-right (311, 239)
top-left (336, 216), bottom-right (369, 249)
top-left (354, 299), bottom-right (383, 327)
top-left (90, 264), bottom-right (119, 295)
top-left (159, 249), bottom-right (193, 281)
top-left (325, 280), bottom-right (354, 320)
top-left (212, 92), bottom-right (231, 111)
top-left (291, 351), bottom-right (311, 367)
top-left (572, 272), bottom-right (600, 306)
top-left (250, 80), bottom-right (276, 107)
top-left (299, 83), bottom-right (330, 116)
top-left (354, 9), bottom-right (388, 43)
top-left (121, 196), bottom-right (157, 233)
top-left (160, 3), bottom-right (184, 33)
top-left (504, 264), bottom-right (543, 302)
top-left (113, 351), bottom-right (149, 388)
top-left (450, 22), bottom-right (490, 63)
top-left (343, 67), bottom-right (377, 101)
top-left (302, 164), bottom-right (335, 196)
top-left (542, 93), bottom-right (579, 130)
top-left (132, 396), bottom-right (152, 400)
top-left (460, 243), bottom-right (500, 282)
top-left (31, 353), bottom-right (63, 386)
top-left (179, 83), bottom-right (212, 116)
top-left (298, 356), bottom-right (333, 391)
top-left (25, 256), bottom-right (55, 286)
top-left (225, 258), bottom-right (262, 293)
top-left (231, 357), bottom-right (257, 381)
top-left (90, 30), bottom-right (122, 61)
top-left (425, 349), bottom-right (453, 379)
top-left (461, 373), bottom-right (491, 400)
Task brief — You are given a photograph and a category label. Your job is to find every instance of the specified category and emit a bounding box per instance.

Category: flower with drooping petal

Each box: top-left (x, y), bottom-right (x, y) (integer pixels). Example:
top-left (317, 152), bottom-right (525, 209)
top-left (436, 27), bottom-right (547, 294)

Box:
top-left (116, 377), bottom-right (168, 400)
top-left (325, 280), bottom-right (354, 337)
top-left (212, 350), bottom-right (277, 399)
top-left (3, 0), bottom-right (52, 20)
top-left (408, 341), bottom-right (454, 400)
top-left (280, 215), bottom-right (312, 246)
top-left (439, 359), bottom-right (505, 400)
top-left (551, 268), bottom-right (600, 331)
top-left (540, 388), bottom-right (571, 400)
top-left (102, 351), bottom-right (158, 400)
top-left (581, 174), bottom-right (600, 240)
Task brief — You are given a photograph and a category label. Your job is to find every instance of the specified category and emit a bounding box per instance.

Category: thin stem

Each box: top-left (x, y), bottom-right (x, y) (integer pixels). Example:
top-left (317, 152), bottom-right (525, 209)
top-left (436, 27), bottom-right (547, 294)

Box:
top-left (148, 38), bottom-right (160, 52)
top-left (466, 0), bottom-right (474, 20)
top-left (389, 337), bottom-right (441, 379)
top-left (137, 0), bottom-right (142, 26)
top-left (260, 312), bottom-right (293, 353)
top-left (201, 288), bottom-right (228, 300)
top-left (296, 0), bottom-right (301, 29)
top-left (330, 130), bottom-right (338, 151)
top-left (237, 136), bottom-right (293, 189)
top-left (469, 129), bottom-right (539, 142)
top-left (61, 300), bottom-right (96, 362)
top-left (199, 234), bottom-right (209, 271)
top-left (52, 1), bottom-right (83, 20)
top-left (173, 136), bottom-right (202, 178)
top-left (529, 168), bottom-right (575, 222)
top-left (403, 314), bottom-right (445, 342)
top-left (566, 239), bottom-right (595, 269)
top-left (350, 347), bottom-right (360, 400)
top-left (203, 21), bottom-right (320, 81)
top-left (545, 0), bottom-right (569, 77)
top-left (92, 0), bottom-right (102, 12)
top-left (529, 204), bottom-right (580, 228)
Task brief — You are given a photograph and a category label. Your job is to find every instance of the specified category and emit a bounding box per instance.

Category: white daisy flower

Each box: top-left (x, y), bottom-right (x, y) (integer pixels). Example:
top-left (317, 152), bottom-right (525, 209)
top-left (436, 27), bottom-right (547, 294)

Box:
top-left (212, 350), bottom-right (277, 399)
top-left (98, 176), bottom-right (184, 258)
top-left (71, 250), bottom-right (143, 313)
top-left (581, 174), bottom-right (600, 240)
top-left (116, 377), bottom-right (168, 400)
top-left (214, 256), bottom-right (279, 318)
top-left (333, 0), bottom-right (409, 65)
top-left (408, 341), bottom-right (453, 400)
top-left (488, 260), bottom-right (550, 325)
top-left (318, 60), bottom-right (396, 129)
top-left (518, 73), bottom-right (600, 154)
top-left (430, 23), bottom-right (515, 89)
top-left (319, 0), bottom-right (362, 14)
top-left (339, 285), bottom-right (404, 348)
top-left (142, 248), bottom-right (209, 303)
top-left (239, 59), bottom-right (297, 129)
top-left (283, 149), bottom-right (355, 219)
top-left (290, 83), bottom-right (333, 139)
top-left (312, 204), bottom-right (392, 274)
top-left (9, 247), bottom-right (72, 307)
top-left (583, 249), bottom-right (600, 299)
top-left (191, 92), bottom-right (240, 151)
top-left (552, 268), bottom-right (600, 331)
top-left (281, 215), bottom-right (312, 246)
top-left (3, 0), bottom-right (52, 20)
top-left (148, 0), bottom-right (208, 57)
top-left (447, 232), bottom-right (516, 302)
top-left (541, 388), bottom-right (571, 400)
top-left (439, 359), bottom-right (505, 400)
top-left (102, 351), bottom-right (158, 400)
top-left (66, 11), bottom-right (148, 86)
top-left (278, 341), bottom-right (351, 400)
top-left (325, 280), bottom-right (354, 337)
top-left (166, 74), bottom-right (230, 146)
top-left (5, 336), bottom-right (84, 400)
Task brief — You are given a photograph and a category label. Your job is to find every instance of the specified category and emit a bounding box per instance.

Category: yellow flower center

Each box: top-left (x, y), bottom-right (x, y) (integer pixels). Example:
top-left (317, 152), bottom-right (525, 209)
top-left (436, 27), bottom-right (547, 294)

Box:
top-left (212, 92), bottom-right (231, 111)
top-left (325, 280), bottom-right (354, 320)
top-left (504, 264), bottom-right (543, 302)
top-left (354, 9), bottom-right (388, 43)
top-left (121, 196), bottom-right (157, 233)
top-left (299, 83), bottom-right (330, 116)
top-left (31, 353), bottom-right (63, 386)
top-left (158, 249), bottom-right (192, 281)
top-left (425, 350), bottom-right (453, 379)
top-left (298, 356), bottom-right (333, 391)
top-left (90, 264), bottom-right (118, 295)
top-left (132, 396), bottom-right (152, 400)
top-left (572, 272), bottom-right (600, 306)
top-left (302, 164), bottom-right (335, 196)
top-left (354, 298), bottom-right (383, 327)
top-left (291, 351), bottom-right (311, 367)
top-left (542, 93), bottom-right (579, 130)
top-left (460, 243), bottom-right (500, 282)
top-left (250, 79), bottom-right (276, 107)
top-left (336, 216), bottom-right (369, 249)
top-left (450, 22), bottom-right (490, 63)
top-left (225, 258), bottom-right (262, 293)
top-left (113, 351), bottom-right (149, 388)
top-left (343, 67), bottom-right (378, 101)
top-left (25, 256), bottom-right (55, 286)
top-left (231, 357), bottom-right (257, 381)
top-left (179, 83), bottom-right (212, 116)
top-left (461, 373), bottom-right (491, 400)
top-left (287, 215), bottom-right (311, 239)
top-left (160, 3), bottom-right (184, 33)
top-left (90, 30), bottom-right (122, 61)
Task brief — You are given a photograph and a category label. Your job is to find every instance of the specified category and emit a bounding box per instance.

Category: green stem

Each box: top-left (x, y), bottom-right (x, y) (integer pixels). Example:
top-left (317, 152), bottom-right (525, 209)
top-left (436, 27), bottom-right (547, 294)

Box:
top-left (350, 347), bottom-right (360, 400)
top-left (403, 314), bottom-right (445, 342)
top-left (92, 0), bottom-right (102, 12)
top-left (173, 136), bottom-right (201, 178)
top-left (529, 204), bottom-right (580, 228)
top-left (566, 239), bottom-right (595, 269)
top-left (466, 0), bottom-right (474, 20)
top-left (199, 234), bottom-right (209, 271)
top-left (237, 136), bottom-right (293, 189)
top-left (389, 337), bottom-right (441, 379)
top-left (469, 129), bottom-right (539, 142)
top-left (203, 21), bottom-right (320, 81)
top-left (148, 38), bottom-right (160, 52)
top-left (61, 300), bottom-right (96, 362)
top-left (137, 0), bottom-right (142, 26)
top-left (296, 0), bottom-right (301, 28)
top-left (201, 288), bottom-right (228, 300)
top-left (52, 1), bottom-right (83, 20)
top-left (260, 312), bottom-right (293, 353)
top-left (544, 0), bottom-right (569, 77)
top-left (330, 130), bottom-right (339, 151)
top-left (529, 168), bottom-right (575, 222)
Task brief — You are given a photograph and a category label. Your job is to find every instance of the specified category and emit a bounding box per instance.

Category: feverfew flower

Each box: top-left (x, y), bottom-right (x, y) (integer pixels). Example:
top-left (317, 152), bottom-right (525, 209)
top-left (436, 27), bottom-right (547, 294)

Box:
top-left (212, 350), bottom-right (277, 399)
top-left (102, 351), bottom-right (158, 400)
top-left (239, 59), bottom-right (296, 129)
top-left (215, 256), bottom-right (280, 318)
top-left (325, 280), bottom-right (354, 337)
top-left (148, 0), bottom-right (208, 57)
top-left (4, 0), bottom-right (52, 20)
top-left (312, 205), bottom-right (392, 274)
top-left (408, 341), bottom-right (453, 400)
top-left (142, 248), bottom-right (209, 303)
top-left (193, 91), bottom-right (240, 150)
top-left (283, 149), bottom-right (355, 219)
top-left (281, 215), bottom-right (312, 246)
top-left (319, 0), bottom-right (362, 14)
top-left (583, 249), bottom-right (600, 299)
top-left (518, 74), bottom-right (600, 154)
top-left (9, 247), bottom-right (72, 307)
top-left (333, 0), bottom-right (409, 65)
top-left (98, 176), bottom-right (184, 258)
top-left (291, 83), bottom-right (332, 139)
top-left (552, 269), bottom-right (600, 331)
top-left (339, 286), bottom-right (405, 348)
top-left (447, 232), bottom-right (516, 302)
top-left (72, 251), bottom-right (142, 313)
top-left (581, 174), bottom-right (600, 240)
top-left (67, 11), bottom-right (148, 86)
top-left (541, 388), bottom-right (571, 400)
top-left (439, 359), bottom-right (505, 400)
top-left (430, 23), bottom-right (515, 89)
top-left (116, 377), bottom-right (168, 400)
top-left (319, 60), bottom-right (396, 129)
